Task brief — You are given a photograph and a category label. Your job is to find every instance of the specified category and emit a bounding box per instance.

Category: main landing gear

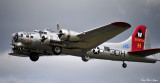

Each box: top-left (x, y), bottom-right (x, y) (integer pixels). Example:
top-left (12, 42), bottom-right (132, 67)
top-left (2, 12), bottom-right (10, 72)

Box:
top-left (52, 46), bottom-right (62, 55)
top-left (29, 52), bottom-right (39, 62)
top-left (122, 61), bottom-right (127, 68)
top-left (81, 56), bottom-right (90, 62)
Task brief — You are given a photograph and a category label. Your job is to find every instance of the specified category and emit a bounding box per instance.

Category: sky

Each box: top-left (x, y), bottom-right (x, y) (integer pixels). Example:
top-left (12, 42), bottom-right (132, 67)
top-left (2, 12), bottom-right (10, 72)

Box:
top-left (0, 0), bottom-right (160, 83)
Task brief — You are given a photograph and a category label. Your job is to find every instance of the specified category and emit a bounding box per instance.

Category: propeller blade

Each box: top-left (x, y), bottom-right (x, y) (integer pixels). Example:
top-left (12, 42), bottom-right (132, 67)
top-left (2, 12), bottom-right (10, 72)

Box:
top-left (56, 22), bottom-right (63, 39)
top-left (40, 36), bottom-right (47, 44)
top-left (13, 33), bottom-right (18, 42)
top-left (57, 22), bottom-right (60, 31)
top-left (56, 22), bottom-right (65, 40)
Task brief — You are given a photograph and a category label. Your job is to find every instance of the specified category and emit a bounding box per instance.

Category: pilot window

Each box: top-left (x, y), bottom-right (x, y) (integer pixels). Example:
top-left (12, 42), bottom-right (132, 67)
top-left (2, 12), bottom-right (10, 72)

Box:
top-left (104, 46), bottom-right (110, 51)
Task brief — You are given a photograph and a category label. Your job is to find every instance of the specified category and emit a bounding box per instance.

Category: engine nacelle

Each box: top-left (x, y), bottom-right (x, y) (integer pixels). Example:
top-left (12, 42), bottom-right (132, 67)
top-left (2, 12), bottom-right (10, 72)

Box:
top-left (58, 29), bottom-right (80, 41)
top-left (14, 42), bottom-right (23, 47)
top-left (42, 34), bottom-right (50, 45)
top-left (12, 42), bottom-right (24, 52)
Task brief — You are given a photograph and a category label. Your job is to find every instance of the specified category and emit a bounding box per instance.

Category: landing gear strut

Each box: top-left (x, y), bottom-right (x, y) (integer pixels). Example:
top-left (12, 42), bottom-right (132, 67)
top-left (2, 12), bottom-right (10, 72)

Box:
top-left (122, 61), bottom-right (127, 68)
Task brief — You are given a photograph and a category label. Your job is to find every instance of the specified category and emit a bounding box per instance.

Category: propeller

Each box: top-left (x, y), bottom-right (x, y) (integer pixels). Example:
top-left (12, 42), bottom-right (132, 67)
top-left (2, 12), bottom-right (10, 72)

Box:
top-left (56, 22), bottom-right (64, 39)
top-left (13, 33), bottom-right (18, 42)
top-left (41, 35), bottom-right (47, 44)
top-left (57, 22), bottom-right (60, 31)
top-left (11, 42), bottom-right (15, 52)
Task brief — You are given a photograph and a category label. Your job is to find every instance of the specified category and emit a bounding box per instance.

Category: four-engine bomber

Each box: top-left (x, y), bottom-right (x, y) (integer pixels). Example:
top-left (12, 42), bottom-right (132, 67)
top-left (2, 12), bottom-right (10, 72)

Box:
top-left (9, 22), bottom-right (160, 68)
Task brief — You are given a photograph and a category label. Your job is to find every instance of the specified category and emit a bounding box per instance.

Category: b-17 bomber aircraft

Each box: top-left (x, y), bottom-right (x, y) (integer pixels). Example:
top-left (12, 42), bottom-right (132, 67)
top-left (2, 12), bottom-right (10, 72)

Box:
top-left (9, 22), bottom-right (160, 68)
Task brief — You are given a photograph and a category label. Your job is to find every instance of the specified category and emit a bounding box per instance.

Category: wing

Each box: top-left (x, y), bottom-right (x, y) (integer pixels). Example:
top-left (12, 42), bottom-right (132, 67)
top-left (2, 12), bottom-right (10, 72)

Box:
top-left (70, 22), bottom-right (131, 51)
top-left (128, 48), bottom-right (160, 56)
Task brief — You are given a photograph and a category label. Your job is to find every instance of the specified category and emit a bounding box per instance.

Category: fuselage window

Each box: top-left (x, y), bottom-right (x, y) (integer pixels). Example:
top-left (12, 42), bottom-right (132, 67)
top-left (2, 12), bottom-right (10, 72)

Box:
top-left (104, 46), bottom-right (110, 51)
top-left (30, 36), bottom-right (33, 38)
top-left (44, 32), bottom-right (47, 34)
top-left (26, 35), bottom-right (29, 38)
top-left (21, 34), bottom-right (23, 37)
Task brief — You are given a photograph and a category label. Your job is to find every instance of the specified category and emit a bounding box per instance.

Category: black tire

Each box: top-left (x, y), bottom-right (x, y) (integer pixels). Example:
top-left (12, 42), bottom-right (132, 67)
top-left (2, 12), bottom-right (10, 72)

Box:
top-left (81, 56), bottom-right (89, 62)
top-left (29, 53), bottom-right (39, 62)
top-left (122, 63), bottom-right (127, 68)
top-left (53, 46), bottom-right (62, 55)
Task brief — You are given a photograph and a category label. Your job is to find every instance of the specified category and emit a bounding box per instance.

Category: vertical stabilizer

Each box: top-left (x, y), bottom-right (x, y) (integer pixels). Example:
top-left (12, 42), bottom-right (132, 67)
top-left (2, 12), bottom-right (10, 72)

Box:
top-left (131, 25), bottom-right (151, 51)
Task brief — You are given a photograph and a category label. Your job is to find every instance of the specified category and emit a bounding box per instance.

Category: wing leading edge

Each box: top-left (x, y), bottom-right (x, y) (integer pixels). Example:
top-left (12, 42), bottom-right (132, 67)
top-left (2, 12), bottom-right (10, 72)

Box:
top-left (74, 22), bottom-right (131, 51)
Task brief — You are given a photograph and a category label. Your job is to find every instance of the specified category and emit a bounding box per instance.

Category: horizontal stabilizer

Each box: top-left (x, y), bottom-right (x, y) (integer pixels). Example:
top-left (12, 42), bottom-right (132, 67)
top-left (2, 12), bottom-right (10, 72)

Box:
top-left (128, 48), bottom-right (160, 56)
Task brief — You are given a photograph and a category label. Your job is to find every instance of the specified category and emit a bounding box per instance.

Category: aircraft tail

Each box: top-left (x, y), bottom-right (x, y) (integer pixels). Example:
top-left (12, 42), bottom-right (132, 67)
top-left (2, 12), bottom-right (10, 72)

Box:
top-left (113, 25), bottom-right (160, 56)
top-left (131, 25), bottom-right (151, 51)
top-left (128, 25), bottom-right (160, 56)
top-left (119, 25), bottom-right (150, 51)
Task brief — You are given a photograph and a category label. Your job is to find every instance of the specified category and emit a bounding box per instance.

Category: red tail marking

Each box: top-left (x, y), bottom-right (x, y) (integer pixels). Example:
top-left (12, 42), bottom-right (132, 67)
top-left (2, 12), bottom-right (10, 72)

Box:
top-left (132, 25), bottom-right (147, 51)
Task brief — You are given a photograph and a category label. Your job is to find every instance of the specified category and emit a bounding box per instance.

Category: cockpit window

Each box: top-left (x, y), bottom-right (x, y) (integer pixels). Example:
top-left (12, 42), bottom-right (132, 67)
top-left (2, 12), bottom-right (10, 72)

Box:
top-left (104, 46), bottom-right (110, 51)
top-left (33, 30), bottom-right (39, 33)
top-left (33, 30), bottom-right (47, 34)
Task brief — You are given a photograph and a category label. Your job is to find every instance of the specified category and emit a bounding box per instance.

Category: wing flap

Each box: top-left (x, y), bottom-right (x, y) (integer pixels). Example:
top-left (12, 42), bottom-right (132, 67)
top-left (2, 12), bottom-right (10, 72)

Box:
top-left (128, 48), bottom-right (160, 56)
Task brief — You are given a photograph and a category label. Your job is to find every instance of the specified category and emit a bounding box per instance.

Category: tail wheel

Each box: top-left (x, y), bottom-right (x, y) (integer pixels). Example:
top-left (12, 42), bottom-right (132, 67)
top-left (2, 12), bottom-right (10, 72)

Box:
top-left (53, 46), bottom-right (62, 55)
top-left (122, 62), bottom-right (127, 68)
top-left (29, 53), bottom-right (39, 62)
top-left (81, 56), bottom-right (89, 62)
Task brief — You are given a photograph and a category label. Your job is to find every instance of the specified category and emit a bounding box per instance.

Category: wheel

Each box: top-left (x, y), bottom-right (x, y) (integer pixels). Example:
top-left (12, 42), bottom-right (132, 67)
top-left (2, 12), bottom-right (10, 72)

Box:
top-left (81, 56), bottom-right (89, 62)
top-left (29, 53), bottom-right (39, 62)
top-left (122, 63), bottom-right (127, 68)
top-left (53, 46), bottom-right (62, 55)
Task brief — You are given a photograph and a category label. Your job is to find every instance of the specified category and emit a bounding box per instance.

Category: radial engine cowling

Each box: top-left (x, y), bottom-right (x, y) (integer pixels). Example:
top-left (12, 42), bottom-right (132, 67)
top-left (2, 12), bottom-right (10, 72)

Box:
top-left (58, 29), bottom-right (80, 41)
top-left (41, 34), bottom-right (50, 45)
